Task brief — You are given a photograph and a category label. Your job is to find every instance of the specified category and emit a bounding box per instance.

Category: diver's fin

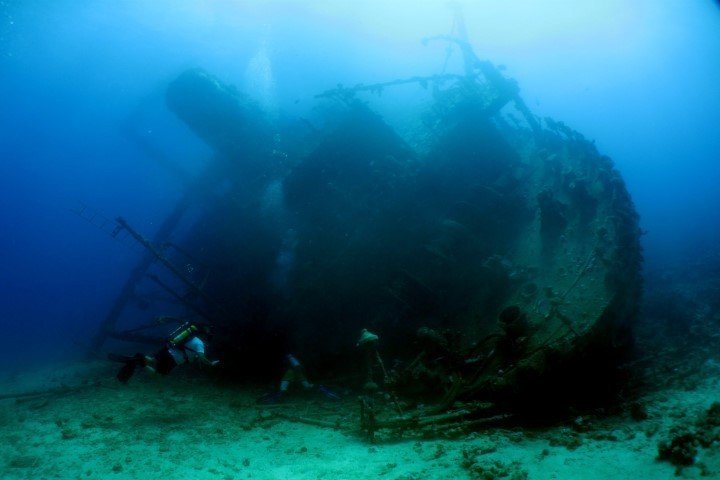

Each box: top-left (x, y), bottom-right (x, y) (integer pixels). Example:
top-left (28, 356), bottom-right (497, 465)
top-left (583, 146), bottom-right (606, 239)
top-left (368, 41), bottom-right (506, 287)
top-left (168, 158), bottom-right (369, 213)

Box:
top-left (116, 361), bottom-right (137, 384)
top-left (318, 385), bottom-right (341, 401)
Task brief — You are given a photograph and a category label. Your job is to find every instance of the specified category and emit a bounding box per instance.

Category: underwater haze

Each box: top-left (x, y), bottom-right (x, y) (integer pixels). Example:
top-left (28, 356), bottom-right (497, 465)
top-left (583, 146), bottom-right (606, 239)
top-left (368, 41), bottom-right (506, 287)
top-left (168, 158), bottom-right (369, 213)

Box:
top-left (1, 1), bottom-right (720, 479)
top-left (1, 0), bottom-right (718, 365)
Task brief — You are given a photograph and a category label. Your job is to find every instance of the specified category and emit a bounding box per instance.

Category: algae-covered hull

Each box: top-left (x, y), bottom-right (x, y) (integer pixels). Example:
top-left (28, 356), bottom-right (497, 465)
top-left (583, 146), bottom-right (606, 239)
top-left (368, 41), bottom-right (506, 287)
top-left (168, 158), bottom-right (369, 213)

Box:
top-left (103, 53), bottom-right (641, 409)
top-left (162, 65), bottom-right (641, 404)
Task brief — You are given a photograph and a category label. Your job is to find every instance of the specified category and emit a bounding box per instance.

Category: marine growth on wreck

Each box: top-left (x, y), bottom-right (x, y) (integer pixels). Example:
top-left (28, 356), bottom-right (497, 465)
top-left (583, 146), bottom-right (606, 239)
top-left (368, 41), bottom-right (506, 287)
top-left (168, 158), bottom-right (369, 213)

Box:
top-left (94, 29), bottom-right (642, 422)
top-left (7, 2), bottom-right (720, 478)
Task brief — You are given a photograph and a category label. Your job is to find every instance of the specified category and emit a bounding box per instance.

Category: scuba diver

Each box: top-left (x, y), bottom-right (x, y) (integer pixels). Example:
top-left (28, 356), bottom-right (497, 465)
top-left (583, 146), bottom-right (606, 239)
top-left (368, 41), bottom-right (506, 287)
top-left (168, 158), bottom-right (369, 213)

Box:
top-left (111, 322), bottom-right (219, 384)
top-left (280, 354), bottom-right (314, 393)
top-left (257, 354), bottom-right (339, 403)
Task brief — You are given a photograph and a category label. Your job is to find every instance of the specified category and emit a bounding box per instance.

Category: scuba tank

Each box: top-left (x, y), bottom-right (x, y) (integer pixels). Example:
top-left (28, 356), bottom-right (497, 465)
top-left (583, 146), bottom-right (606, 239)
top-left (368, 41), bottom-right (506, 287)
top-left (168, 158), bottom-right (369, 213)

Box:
top-left (167, 322), bottom-right (199, 347)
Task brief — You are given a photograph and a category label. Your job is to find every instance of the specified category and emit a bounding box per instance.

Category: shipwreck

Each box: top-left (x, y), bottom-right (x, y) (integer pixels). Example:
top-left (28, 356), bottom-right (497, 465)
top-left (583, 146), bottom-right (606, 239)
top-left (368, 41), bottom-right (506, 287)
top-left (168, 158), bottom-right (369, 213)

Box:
top-left (85, 9), bottom-right (642, 427)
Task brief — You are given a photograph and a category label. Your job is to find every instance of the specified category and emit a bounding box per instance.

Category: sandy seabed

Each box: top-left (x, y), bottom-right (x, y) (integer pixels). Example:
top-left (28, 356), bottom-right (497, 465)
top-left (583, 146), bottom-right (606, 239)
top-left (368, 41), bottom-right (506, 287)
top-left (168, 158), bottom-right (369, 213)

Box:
top-left (1, 361), bottom-right (719, 480)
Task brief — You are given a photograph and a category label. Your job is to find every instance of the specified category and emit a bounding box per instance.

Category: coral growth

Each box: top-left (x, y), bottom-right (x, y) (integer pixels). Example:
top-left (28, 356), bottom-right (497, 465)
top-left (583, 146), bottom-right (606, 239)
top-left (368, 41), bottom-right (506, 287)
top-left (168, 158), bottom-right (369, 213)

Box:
top-left (657, 402), bottom-right (720, 470)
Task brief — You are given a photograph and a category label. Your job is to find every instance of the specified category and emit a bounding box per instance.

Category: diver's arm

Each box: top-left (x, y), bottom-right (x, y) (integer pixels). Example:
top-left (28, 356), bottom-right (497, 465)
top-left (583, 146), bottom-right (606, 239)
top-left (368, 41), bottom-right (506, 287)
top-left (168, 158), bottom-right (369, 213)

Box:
top-left (197, 353), bottom-right (220, 367)
top-left (184, 337), bottom-right (219, 366)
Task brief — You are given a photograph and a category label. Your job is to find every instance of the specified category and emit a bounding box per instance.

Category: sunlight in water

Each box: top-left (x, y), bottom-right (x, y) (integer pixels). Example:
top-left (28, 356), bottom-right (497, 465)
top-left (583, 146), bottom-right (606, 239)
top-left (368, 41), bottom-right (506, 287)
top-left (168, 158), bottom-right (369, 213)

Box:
top-left (244, 34), bottom-right (277, 116)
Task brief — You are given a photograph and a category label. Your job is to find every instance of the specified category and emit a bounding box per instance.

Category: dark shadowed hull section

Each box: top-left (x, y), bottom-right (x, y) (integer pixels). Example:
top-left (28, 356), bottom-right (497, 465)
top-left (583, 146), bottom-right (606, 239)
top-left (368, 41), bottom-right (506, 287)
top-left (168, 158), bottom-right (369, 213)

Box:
top-left (100, 66), bottom-right (642, 414)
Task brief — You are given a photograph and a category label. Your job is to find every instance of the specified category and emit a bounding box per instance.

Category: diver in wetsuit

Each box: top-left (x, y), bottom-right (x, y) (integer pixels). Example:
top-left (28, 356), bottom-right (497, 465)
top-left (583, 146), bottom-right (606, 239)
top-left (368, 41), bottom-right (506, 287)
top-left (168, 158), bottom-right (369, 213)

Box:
top-left (280, 354), bottom-right (314, 393)
top-left (112, 322), bottom-right (219, 383)
top-left (257, 354), bottom-right (339, 403)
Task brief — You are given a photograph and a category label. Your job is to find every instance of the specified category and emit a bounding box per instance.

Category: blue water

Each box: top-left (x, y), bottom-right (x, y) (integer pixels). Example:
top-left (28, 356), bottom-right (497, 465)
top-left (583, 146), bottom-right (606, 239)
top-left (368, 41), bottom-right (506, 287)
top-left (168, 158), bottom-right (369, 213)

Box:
top-left (1, 0), bottom-right (719, 367)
